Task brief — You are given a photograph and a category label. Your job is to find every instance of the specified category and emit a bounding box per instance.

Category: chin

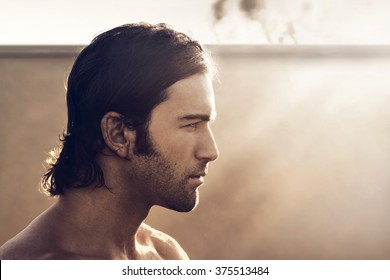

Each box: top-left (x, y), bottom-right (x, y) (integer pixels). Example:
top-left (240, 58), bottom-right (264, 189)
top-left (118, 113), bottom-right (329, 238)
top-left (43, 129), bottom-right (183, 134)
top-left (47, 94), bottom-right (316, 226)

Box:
top-left (166, 193), bottom-right (199, 213)
top-left (175, 202), bottom-right (198, 213)
top-left (156, 186), bottom-right (201, 212)
top-left (170, 198), bottom-right (198, 212)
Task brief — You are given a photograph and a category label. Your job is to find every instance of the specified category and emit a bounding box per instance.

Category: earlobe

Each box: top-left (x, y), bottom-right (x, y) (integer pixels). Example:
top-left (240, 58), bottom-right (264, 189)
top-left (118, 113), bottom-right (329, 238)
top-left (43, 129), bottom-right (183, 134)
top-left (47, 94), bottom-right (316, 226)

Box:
top-left (100, 112), bottom-right (135, 159)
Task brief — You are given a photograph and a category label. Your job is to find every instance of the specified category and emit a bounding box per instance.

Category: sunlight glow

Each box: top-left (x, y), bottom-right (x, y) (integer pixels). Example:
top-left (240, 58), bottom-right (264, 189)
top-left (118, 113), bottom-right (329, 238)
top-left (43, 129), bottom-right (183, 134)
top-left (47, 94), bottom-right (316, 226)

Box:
top-left (1, 0), bottom-right (390, 45)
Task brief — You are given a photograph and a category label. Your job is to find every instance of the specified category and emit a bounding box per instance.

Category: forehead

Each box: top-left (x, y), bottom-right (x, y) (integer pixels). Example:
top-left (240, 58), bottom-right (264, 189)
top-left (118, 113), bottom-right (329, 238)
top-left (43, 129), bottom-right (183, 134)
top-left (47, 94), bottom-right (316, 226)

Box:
top-left (152, 74), bottom-right (216, 119)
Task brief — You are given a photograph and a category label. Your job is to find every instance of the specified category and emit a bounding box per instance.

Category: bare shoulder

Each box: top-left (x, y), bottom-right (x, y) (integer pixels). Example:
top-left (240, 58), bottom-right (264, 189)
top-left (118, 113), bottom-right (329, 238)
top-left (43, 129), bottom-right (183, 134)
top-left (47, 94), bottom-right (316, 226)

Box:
top-left (0, 233), bottom-right (85, 260)
top-left (138, 223), bottom-right (189, 260)
top-left (0, 217), bottom-right (64, 260)
top-left (0, 238), bottom-right (24, 260)
top-left (0, 235), bottom-right (48, 260)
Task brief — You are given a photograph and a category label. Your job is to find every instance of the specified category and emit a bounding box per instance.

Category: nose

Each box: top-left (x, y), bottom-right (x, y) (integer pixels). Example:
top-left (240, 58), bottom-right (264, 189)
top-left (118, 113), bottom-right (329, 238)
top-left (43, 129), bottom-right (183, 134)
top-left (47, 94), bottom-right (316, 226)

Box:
top-left (196, 127), bottom-right (219, 162)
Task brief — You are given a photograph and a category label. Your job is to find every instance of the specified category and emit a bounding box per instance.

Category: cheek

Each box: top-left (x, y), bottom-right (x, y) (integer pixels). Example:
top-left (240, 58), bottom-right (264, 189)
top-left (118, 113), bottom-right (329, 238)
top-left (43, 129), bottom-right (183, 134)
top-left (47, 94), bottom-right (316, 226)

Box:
top-left (153, 128), bottom-right (195, 155)
top-left (161, 140), bottom-right (190, 164)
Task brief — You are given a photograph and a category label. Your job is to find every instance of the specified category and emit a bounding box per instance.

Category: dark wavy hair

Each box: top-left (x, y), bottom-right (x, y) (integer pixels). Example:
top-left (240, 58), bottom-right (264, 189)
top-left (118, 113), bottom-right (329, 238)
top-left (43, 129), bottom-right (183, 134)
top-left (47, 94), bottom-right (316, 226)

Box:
top-left (41, 22), bottom-right (213, 196)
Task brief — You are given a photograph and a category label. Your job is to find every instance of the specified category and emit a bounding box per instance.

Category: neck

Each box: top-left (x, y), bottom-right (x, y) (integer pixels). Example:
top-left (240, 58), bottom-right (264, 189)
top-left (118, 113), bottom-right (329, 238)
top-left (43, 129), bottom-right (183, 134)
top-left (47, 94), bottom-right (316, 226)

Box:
top-left (50, 184), bottom-right (151, 259)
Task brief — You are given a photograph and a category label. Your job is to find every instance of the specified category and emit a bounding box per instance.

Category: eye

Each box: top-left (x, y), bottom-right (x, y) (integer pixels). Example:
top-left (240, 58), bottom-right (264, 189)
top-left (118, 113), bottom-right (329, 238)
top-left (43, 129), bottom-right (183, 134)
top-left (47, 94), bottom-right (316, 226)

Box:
top-left (182, 122), bottom-right (199, 131)
top-left (187, 123), bottom-right (198, 129)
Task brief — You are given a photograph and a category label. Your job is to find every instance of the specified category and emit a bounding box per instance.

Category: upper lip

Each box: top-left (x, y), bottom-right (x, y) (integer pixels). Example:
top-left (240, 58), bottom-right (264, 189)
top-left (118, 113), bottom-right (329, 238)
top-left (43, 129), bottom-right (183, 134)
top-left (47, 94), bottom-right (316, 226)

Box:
top-left (190, 172), bottom-right (206, 178)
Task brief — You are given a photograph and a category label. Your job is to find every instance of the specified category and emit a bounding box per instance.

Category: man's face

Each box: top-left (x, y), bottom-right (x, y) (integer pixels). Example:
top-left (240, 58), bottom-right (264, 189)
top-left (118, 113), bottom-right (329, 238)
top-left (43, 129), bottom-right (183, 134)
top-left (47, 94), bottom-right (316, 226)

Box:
top-left (131, 73), bottom-right (219, 212)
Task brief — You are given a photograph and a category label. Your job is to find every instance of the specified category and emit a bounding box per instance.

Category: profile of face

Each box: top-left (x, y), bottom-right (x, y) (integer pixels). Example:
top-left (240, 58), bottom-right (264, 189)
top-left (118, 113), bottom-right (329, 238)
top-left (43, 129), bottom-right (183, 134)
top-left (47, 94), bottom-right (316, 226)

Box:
top-left (131, 74), bottom-right (219, 212)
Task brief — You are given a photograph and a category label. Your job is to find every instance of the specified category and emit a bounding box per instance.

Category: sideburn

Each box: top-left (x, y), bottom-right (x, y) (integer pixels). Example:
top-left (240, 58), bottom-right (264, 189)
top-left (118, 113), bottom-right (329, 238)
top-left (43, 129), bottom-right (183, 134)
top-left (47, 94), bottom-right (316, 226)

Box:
top-left (134, 122), bottom-right (157, 157)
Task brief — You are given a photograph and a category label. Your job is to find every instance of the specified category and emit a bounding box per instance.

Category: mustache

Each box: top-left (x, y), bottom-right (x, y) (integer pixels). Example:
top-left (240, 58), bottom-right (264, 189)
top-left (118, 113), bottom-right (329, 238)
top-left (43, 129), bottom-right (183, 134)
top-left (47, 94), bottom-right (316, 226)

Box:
top-left (189, 162), bottom-right (208, 177)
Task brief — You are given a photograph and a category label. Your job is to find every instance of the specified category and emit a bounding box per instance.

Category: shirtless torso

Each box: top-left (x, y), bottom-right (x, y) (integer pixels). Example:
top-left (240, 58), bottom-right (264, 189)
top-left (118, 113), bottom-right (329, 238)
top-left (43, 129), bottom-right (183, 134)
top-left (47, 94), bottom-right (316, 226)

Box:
top-left (0, 203), bottom-right (189, 260)
top-left (0, 222), bottom-right (188, 260)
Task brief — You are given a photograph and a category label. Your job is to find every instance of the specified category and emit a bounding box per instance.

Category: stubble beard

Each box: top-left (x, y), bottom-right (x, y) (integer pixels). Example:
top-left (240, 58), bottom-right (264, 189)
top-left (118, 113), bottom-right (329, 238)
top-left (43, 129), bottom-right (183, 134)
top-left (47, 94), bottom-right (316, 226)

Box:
top-left (139, 151), bottom-right (199, 212)
top-left (132, 126), bottom-right (199, 212)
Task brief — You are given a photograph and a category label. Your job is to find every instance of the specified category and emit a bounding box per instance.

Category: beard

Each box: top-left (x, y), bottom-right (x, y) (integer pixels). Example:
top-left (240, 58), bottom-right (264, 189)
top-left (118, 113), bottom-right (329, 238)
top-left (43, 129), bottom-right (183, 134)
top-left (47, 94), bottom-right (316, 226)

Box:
top-left (130, 124), bottom-right (203, 212)
top-left (140, 152), bottom-right (200, 212)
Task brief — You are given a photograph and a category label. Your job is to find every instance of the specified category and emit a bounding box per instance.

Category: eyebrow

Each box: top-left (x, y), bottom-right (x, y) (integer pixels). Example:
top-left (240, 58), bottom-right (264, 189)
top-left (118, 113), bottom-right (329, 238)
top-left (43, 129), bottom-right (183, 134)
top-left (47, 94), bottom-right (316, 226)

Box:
top-left (178, 113), bottom-right (217, 122)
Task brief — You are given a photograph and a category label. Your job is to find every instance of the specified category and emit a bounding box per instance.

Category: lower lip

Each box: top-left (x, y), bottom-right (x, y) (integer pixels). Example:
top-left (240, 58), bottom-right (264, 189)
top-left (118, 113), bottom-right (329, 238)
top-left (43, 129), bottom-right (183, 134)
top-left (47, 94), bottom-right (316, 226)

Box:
top-left (188, 176), bottom-right (204, 186)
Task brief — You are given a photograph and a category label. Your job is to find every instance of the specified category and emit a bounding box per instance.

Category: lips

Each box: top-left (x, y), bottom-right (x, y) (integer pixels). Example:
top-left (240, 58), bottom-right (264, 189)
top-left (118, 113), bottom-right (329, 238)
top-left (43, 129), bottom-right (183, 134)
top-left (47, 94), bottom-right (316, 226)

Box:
top-left (188, 171), bottom-right (206, 186)
top-left (189, 166), bottom-right (207, 178)
top-left (189, 172), bottom-right (206, 178)
top-left (187, 164), bottom-right (208, 184)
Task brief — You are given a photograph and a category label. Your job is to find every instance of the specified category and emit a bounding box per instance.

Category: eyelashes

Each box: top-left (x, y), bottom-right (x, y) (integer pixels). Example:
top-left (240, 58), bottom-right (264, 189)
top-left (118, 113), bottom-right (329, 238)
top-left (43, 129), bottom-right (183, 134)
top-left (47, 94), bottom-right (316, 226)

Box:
top-left (181, 122), bottom-right (201, 131)
top-left (187, 123), bottom-right (198, 129)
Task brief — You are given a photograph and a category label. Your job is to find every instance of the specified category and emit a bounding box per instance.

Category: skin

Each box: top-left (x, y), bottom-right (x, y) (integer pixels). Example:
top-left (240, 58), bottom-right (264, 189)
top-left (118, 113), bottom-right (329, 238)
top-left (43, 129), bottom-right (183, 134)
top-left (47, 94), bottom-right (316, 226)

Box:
top-left (0, 73), bottom-right (219, 260)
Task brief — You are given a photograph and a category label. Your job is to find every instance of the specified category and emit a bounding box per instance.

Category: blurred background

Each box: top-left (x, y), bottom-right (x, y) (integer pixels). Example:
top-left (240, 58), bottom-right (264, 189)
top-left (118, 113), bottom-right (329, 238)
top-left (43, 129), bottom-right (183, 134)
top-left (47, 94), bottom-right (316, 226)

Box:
top-left (1, 0), bottom-right (390, 259)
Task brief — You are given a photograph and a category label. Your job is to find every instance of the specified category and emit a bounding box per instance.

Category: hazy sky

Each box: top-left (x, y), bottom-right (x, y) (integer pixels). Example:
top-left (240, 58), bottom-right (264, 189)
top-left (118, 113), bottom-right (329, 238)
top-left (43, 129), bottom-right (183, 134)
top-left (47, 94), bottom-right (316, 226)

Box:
top-left (0, 0), bottom-right (214, 44)
top-left (1, 0), bottom-right (390, 45)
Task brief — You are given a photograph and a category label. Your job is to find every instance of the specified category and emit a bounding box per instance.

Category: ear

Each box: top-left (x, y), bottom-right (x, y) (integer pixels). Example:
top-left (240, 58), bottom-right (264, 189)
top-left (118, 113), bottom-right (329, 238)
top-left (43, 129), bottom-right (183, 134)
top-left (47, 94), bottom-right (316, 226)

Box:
top-left (100, 112), bottom-right (136, 159)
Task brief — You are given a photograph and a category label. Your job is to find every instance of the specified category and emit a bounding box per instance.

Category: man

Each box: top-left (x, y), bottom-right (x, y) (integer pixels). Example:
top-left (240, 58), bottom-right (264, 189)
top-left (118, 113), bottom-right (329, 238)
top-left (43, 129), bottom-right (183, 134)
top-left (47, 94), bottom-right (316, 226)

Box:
top-left (0, 23), bottom-right (219, 259)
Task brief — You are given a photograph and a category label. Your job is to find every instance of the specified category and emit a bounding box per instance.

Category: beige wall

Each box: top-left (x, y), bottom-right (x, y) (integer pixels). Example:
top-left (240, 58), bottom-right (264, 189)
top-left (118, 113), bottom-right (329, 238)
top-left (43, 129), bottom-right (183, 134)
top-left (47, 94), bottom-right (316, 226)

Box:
top-left (1, 46), bottom-right (390, 259)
